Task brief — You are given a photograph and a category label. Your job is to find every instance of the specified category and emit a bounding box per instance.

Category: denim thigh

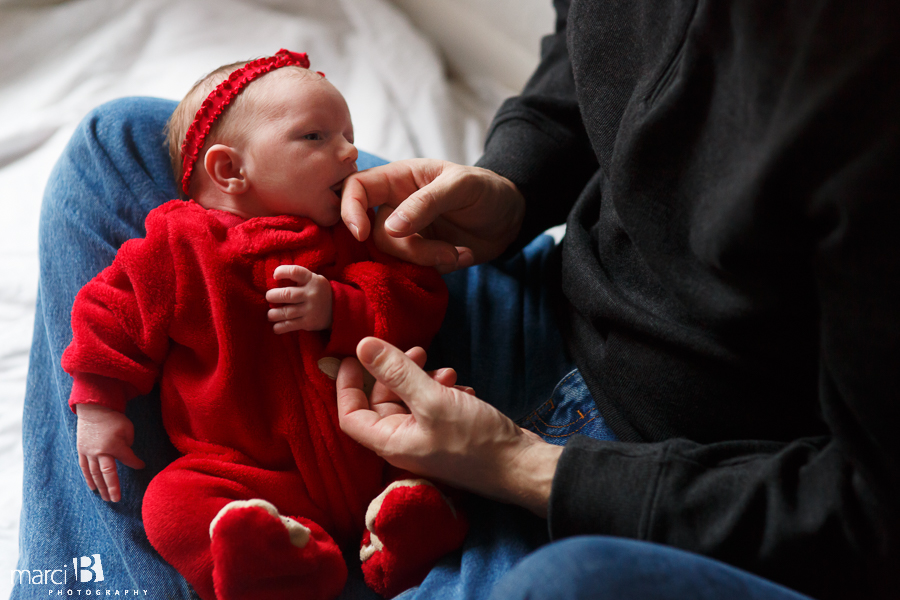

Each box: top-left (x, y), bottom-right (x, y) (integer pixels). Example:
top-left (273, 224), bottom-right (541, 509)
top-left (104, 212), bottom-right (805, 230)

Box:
top-left (488, 536), bottom-right (814, 600)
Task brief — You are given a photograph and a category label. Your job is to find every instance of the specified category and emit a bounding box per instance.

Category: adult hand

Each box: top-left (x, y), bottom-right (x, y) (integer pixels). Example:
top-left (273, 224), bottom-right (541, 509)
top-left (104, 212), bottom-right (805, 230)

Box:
top-left (336, 337), bottom-right (563, 517)
top-left (340, 159), bottom-right (525, 274)
top-left (75, 403), bottom-right (145, 502)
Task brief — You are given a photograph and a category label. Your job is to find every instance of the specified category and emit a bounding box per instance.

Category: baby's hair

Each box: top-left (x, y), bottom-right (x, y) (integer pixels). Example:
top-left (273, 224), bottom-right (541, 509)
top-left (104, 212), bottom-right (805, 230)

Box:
top-left (165, 59), bottom-right (320, 197)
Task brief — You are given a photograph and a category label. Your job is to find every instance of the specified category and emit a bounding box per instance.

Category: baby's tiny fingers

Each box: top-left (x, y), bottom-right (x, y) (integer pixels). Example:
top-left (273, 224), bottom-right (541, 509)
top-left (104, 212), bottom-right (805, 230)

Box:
top-left (273, 318), bottom-right (306, 335)
top-left (266, 288), bottom-right (289, 303)
top-left (99, 455), bottom-right (121, 502)
top-left (88, 456), bottom-right (110, 502)
top-left (79, 454), bottom-right (97, 491)
top-left (268, 304), bottom-right (306, 323)
top-left (266, 287), bottom-right (307, 304)
top-left (273, 265), bottom-right (312, 285)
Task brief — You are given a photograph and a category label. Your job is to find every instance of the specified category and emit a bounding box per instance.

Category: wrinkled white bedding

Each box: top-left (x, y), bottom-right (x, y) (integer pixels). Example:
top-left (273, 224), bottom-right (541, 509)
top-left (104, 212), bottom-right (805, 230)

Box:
top-left (0, 0), bottom-right (546, 595)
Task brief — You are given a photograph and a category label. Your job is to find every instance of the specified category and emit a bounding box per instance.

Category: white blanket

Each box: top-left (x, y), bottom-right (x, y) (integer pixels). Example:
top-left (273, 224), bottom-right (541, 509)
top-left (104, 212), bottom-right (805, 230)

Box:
top-left (0, 0), bottom-right (544, 595)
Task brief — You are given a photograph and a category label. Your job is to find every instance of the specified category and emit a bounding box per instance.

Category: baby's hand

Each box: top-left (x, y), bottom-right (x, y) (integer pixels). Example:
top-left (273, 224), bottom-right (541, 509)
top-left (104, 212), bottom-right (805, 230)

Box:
top-left (75, 403), bottom-right (145, 502)
top-left (266, 265), bottom-right (333, 334)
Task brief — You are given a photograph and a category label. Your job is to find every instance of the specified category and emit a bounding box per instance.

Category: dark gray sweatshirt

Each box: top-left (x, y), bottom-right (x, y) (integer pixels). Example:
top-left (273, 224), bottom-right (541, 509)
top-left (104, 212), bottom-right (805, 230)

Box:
top-left (477, 0), bottom-right (900, 597)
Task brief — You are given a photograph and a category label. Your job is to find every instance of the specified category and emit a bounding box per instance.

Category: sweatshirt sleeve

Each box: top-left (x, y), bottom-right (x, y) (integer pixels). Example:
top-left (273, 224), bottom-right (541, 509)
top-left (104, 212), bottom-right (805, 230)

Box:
top-left (323, 224), bottom-right (448, 357)
top-left (475, 0), bottom-right (599, 254)
top-left (61, 208), bottom-right (176, 412)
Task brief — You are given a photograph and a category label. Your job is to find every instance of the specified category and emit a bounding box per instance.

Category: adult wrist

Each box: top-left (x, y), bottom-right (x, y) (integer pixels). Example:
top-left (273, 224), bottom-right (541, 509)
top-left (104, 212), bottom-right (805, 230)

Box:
top-left (498, 432), bottom-right (564, 518)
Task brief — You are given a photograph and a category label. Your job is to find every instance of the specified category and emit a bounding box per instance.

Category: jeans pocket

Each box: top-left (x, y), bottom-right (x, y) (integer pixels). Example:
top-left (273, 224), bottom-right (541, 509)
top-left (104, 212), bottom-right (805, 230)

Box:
top-left (516, 369), bottom-right (617, 445)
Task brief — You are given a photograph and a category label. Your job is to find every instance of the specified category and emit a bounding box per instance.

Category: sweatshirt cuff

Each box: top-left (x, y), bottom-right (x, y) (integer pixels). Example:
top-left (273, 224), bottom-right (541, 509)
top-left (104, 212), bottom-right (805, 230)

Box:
top-left (68, 373), bottom-right (133, 413)
top-left (548, 435), bottom-right (666, 540)
top-left (325, 280), bottom-right (375, 357)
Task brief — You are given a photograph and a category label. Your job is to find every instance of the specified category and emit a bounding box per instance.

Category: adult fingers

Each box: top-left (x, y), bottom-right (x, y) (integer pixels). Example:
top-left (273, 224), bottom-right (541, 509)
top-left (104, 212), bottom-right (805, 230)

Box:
top-left (380, 165), bottom-right (475, 239)
top-left (341, 175), bottom-right (374, 242)
top-left (272, 265), bottom-right (312, 285)
top-left (356, 337), bottom-right (444, 419)
top-left (371, 206), bottom-right (461, 270)
top-left (341, 162), bottom-right (425, 241)
top-left (369, 346), bottom-right (429, 408)
top-left (432, 368), bottom-right (458, 388)
top-left (335, 356), bottom-right (396, 450)
top-left (368, 370), bottom-right (458, 415)
top-left (406, 346), bottom-right (427, 367)
top-left (341, 159), bottom-right (472, 243)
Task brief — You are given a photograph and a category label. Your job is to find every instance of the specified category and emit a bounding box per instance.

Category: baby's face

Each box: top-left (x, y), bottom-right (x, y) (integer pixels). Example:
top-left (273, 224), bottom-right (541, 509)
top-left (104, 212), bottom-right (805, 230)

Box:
top-left (240, 72), bottom-right (358, 225)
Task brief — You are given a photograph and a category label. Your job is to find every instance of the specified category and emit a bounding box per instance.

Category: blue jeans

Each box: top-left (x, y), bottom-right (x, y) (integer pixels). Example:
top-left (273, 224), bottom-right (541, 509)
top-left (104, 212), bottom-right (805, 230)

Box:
top-left (488, 537), bottom-right (812, 600)
top-left (14, 96), bottom-right (805, 600)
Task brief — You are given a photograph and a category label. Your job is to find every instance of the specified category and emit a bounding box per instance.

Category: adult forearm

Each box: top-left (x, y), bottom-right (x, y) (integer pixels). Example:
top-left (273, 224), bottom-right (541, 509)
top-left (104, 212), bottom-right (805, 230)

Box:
top-left (489, 434), bottom-right (563, 518)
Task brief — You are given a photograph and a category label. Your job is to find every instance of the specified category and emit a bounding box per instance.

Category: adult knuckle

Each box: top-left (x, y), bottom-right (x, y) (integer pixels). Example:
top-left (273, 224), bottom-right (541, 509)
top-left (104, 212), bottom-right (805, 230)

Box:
top-left (410, 189), bottom-right (437, 216)
top-left (378, 355), bottom-right (410, 388)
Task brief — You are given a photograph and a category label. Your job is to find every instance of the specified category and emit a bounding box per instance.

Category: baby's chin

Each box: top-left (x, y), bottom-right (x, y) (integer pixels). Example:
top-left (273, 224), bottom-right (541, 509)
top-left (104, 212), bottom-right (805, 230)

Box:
top-left (311, 210), bottom-right (342, 228)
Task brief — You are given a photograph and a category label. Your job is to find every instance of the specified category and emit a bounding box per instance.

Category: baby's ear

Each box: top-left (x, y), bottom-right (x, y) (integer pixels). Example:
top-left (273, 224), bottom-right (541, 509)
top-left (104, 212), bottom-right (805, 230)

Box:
top-left (204, 144), bottom-right (248, 195)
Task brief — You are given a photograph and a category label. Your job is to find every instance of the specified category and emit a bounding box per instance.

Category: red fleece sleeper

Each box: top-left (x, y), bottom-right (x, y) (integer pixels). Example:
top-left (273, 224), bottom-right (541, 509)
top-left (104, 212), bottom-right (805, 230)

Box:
top-left (62, 200), bottom-right (468, 599)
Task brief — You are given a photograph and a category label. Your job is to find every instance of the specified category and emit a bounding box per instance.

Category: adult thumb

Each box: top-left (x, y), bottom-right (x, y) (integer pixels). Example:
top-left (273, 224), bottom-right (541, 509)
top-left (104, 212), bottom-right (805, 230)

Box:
top-left (356, 337), bottom-right (440, 412)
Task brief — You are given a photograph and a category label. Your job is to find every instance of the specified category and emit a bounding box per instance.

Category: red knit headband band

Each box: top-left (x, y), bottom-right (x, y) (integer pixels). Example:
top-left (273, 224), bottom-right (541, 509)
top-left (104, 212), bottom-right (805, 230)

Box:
top-left (180, 49), bottom-right (313, 197)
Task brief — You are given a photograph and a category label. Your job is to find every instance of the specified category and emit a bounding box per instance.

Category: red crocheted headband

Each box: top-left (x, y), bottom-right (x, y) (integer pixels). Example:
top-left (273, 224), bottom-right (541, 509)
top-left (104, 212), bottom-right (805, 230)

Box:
top-left (180, 49), bottom-right (316, 197)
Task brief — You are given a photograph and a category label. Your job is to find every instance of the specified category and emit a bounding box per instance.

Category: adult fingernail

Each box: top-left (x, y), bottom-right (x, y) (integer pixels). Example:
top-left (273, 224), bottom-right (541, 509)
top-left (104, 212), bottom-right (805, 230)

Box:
top-left (350, 223), bottom-right (360, 240)
top-left (385, 212), bottom-right (410, 234)
top-left (358, 338), bottom-right (385, 365)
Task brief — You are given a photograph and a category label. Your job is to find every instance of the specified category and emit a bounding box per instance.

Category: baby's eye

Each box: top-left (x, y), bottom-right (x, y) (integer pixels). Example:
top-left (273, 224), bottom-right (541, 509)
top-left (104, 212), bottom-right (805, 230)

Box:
top-left (303, 133), bottom-right (322, 141)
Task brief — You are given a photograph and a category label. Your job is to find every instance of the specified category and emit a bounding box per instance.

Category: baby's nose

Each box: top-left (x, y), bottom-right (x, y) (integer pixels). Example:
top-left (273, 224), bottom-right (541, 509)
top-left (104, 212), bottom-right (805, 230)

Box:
top-left (342, 142), bottom-right (359, 163)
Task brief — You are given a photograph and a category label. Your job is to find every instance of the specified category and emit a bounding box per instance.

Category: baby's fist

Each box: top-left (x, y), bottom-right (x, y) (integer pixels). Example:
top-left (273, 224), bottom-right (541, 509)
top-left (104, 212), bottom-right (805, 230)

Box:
top-left (266, 265), bottom-right (333, 333)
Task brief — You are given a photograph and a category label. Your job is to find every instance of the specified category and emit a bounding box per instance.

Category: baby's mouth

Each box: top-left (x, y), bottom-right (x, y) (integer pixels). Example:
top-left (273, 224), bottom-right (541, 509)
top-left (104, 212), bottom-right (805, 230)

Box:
top-left (330, 166), bottom-right (358, 199)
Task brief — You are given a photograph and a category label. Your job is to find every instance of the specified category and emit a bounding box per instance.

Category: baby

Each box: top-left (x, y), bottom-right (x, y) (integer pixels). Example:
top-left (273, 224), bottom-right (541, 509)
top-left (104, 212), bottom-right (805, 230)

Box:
top-left (63, 50), bottom-right (467, 600)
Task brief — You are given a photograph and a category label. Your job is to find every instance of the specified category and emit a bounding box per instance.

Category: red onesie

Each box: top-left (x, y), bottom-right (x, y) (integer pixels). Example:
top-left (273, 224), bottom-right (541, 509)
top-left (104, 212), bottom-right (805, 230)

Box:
top-left (62, 200), bottom-right (466, 600)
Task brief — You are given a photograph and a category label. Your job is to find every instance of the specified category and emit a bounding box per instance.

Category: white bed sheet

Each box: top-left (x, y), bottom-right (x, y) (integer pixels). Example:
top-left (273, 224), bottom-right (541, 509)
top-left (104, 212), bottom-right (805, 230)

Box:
top-left (0, 0), bottom-right (536, 595)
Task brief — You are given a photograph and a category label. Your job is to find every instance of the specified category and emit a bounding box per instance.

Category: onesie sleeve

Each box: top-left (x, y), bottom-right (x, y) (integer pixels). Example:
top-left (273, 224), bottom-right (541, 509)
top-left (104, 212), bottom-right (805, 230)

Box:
top-left (323, 224), bottom-right (448, 357)
top-left (61, 208), bottom-right (176, 412)
top-left (475, 0), bottom-right (599, 254)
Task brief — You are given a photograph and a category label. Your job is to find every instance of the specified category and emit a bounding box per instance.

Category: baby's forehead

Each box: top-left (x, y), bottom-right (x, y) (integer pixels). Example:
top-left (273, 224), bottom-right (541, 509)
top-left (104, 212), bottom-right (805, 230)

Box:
top-left (246, 70), bottom-right (338, 113)
top-left (252, 68), bottom-right (326, 97)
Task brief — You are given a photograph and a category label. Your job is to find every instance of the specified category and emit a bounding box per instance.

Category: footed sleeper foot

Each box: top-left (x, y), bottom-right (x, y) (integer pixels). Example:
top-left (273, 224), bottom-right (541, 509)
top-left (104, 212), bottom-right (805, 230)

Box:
top-left (360, 479), bottom-right (468, 598)
top-left (210, 499), bottom-right (347, 600)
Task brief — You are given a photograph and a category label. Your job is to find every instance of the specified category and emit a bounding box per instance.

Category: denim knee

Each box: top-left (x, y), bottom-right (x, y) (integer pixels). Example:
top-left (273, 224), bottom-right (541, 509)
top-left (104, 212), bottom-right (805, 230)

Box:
top-left (488, 536), bottom-right (813, 600)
